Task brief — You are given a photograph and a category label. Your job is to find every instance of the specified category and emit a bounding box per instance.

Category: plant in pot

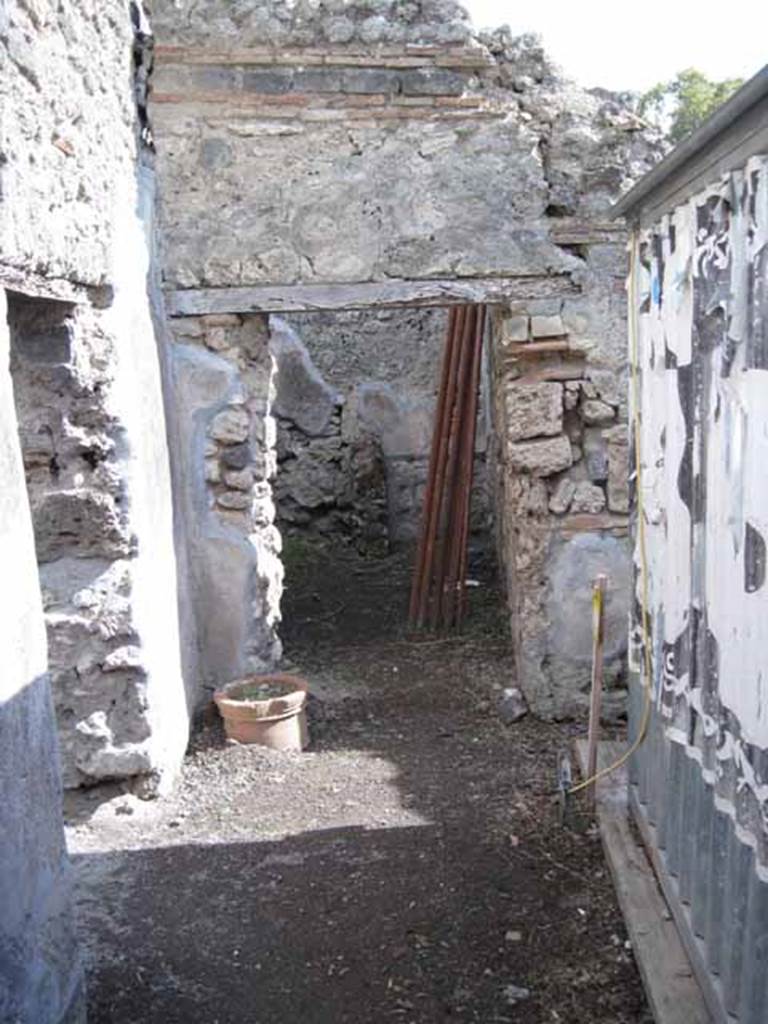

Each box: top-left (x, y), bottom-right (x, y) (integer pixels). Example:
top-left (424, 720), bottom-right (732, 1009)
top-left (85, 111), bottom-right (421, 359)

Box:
top-left (214, 674), bottom-right (310, 751)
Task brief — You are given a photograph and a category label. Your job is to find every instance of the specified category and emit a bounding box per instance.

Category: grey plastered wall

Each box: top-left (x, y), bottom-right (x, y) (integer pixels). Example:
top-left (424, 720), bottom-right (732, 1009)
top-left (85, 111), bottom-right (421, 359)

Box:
top-left (0, 289), bottom-right (85, 1024)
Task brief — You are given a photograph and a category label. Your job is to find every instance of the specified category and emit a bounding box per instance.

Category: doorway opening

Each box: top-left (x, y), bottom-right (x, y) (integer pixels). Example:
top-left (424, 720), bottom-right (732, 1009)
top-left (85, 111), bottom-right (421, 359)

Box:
top-left (270, 304), bottom-right (503, 658)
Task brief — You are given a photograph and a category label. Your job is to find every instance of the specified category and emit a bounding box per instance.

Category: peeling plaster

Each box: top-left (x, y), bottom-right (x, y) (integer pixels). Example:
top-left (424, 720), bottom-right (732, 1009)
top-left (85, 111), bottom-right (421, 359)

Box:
top-left (634, 155), bottom-right (768, 860)
top-left (634, 149), bottom-right (768, 856)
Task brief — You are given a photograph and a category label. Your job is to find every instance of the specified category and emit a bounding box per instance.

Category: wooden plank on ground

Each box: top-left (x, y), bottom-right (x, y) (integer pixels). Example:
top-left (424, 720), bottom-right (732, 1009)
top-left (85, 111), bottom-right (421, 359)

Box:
top-left (575, 740), bottom-right (712, 1024)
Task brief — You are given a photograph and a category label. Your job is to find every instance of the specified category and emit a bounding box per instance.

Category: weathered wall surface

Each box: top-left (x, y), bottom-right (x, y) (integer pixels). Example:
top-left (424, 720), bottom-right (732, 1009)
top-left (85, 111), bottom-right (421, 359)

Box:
top-left (150, 34), bottom-right (568, 289)
top-left (166, 312), bottom-right (283, 694)
top-left (1, 1), bottom-right (188, 790)
top-left (492, 239), bottom-right (634, 719)
top-left (151, 2), bottom-right (662, 717)
top-left (0, 1), bottom-right (136, 289)
top-left (0, 290), bottom-right (85, 1024)
top-left (628, 154), bottom-right (768, 1023)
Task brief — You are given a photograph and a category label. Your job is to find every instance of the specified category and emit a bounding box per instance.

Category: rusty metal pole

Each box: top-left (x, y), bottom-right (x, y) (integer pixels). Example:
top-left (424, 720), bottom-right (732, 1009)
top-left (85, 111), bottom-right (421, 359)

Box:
top-left (409, 307), bottom-right (458, 627)
top-left (412, 307), bottom-right (465, 629)
top-left (586, 574), bottom-right (607, 812)
top-left (432, 305), bottom-right (476, 630)
top-left (440, 306), bottom-right (480, 628)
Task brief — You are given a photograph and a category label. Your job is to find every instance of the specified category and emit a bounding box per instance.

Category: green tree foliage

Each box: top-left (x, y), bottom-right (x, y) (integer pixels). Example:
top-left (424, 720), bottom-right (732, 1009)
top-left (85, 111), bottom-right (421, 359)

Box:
top-left (639, 68), bottom-right (744, 144)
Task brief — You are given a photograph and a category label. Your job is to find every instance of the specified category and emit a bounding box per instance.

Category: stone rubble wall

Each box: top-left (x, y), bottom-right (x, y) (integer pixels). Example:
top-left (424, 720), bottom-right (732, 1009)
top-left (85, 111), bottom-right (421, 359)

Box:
top-left (152, 0), bottom-right (473, 48)
top-left (1, 2), bottom-right (189, 789)
top-left (0, 288), bottom-right (86, 1024)
top-left (492, 251), bottom-right (632, 720)
top-left (0, 1), bottom-right (137, 287)
top-left (151, 2), bottom-right (663, 718)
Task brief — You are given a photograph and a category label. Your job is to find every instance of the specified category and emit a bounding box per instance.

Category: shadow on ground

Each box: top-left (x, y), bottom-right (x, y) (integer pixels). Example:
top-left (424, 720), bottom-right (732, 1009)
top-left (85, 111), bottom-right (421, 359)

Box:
top-left (69, 544), bottom-right (649, 1023)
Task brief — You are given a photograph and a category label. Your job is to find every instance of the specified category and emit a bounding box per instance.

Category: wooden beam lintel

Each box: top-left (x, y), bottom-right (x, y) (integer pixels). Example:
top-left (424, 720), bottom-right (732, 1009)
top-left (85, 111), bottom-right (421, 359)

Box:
top-left (165, 276), bottom-right (578, 316)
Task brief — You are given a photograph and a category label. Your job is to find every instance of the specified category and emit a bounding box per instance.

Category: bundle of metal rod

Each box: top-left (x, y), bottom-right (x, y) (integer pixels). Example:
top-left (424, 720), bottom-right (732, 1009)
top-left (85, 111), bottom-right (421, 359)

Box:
top-left (408, 304), bottom-right (486, 632)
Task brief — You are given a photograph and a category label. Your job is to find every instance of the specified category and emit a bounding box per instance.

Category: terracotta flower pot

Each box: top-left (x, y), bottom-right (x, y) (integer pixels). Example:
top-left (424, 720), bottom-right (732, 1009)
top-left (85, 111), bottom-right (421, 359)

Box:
top-left (214, 674), bottom-right (310, 751)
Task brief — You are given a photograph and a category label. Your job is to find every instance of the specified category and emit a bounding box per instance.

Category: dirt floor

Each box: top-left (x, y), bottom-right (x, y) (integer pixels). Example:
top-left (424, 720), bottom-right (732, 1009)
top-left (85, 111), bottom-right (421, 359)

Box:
top-left (66, 542), bottom-right (651, 1024)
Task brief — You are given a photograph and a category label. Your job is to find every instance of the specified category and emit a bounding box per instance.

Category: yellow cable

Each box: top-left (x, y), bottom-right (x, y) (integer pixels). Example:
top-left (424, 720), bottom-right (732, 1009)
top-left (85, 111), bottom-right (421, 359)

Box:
top-left (568, 229), bottom-right (654, 798)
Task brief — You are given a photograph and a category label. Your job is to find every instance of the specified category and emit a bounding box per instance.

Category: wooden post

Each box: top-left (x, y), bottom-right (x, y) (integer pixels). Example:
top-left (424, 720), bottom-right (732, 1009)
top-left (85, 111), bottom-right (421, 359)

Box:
top-left (586, 574), bottom-right (608, 812)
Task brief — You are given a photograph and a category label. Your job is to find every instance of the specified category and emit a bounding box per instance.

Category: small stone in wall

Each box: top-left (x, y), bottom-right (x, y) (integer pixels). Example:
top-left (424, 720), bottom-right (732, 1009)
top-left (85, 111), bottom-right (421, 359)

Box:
top-left (605, 427), bottom-right (630, 513)
top-left (209, 407), bottom-right (250, 444)
top-left (101, 645), bottom-right (146, 673)
top-left (580, 399), bottom-right (615, 426)
top-left (217, 491), bottom-right (252, 511)
top-left (505, 381), bottom-right (563, 441)
top-left (224, 468), bottom-right (254, 491)
top-left (508, 435), bottom-right (572, 477)
top-left (204, 457), bottom-right (221, 483)
top-left (570, 481), bottom-right (606, 514)
top-left (583, 432), bottom-right (608, 483)
top-left (587, 369), bottom-right (624, 408)
top-left (530, 314), bottom-right (565, 338)
top-left (501, 315), bottom-right (529, 344)
top-left (564, 385), bottom-right (580, 411)
top-left (549, 478), bottom-right (575, 514)
top-left (524, 479), bottom-right (549, 514)
top-left (221, 442), bottom-right (251, 470)
top-left (204, 327), bottom-right (230, 352)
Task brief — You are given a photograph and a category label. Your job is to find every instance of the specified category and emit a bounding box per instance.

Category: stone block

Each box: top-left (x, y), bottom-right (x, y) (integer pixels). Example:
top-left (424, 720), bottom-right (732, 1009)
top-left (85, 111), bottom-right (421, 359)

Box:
top-left (224, 468), bottom-right (254, 491)
top-left (500, 315), bottom-right (529, 344)
top-left (548, 477), bottom-right (575, 514)
top-left (530, 314), bottom-right (566, 338)
top-left (217, 491), bottom-right (251, 510)
top-left (192, 66), bottom-right (240, 92)
top-left (341, 68), bottom-right (401, 94)
top-left (242, 68), bottom-right (294, 95)
top-left (587, 368), bottom-right (624, 408)
top-left (293, 67), bottom-right (345, 93)
top-left (505, 381), bottom-right (563, 441)
top-left (209, 407), bottom-right (250, 444)
top-left (221, 442), bottom-right (251, 470)
top-left (400, 68), bottom-right (465, 97)
top-left (570, 481), bottom-right (606, 514)
top-left (324, 16), bottom-right (355, 43)
top-left (508, 435), bottom-right (572, 477)
top-left (580, 399), bottom-right (615, 425)
top-left (32, 490), bottom-right (128, 563)
top-left (606, 432), bottom-right (630, 513)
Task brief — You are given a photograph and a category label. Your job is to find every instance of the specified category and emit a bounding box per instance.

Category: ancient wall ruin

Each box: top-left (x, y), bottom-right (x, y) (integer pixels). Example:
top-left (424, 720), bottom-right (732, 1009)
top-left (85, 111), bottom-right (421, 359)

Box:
top-left (1, 0), bottom-right (189, 792)
top-left (151, 0), bottom-right (661, 717)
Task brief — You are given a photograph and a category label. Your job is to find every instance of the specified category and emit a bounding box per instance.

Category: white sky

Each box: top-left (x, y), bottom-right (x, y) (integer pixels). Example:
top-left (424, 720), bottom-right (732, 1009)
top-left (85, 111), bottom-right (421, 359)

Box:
top-left (463, 0), bottom-right (768, 92)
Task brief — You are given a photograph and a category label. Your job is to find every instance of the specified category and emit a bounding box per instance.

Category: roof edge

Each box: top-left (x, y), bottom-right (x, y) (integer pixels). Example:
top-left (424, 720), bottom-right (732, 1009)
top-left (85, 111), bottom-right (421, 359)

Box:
top-left (612, 65), bottom-right (768, 221)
